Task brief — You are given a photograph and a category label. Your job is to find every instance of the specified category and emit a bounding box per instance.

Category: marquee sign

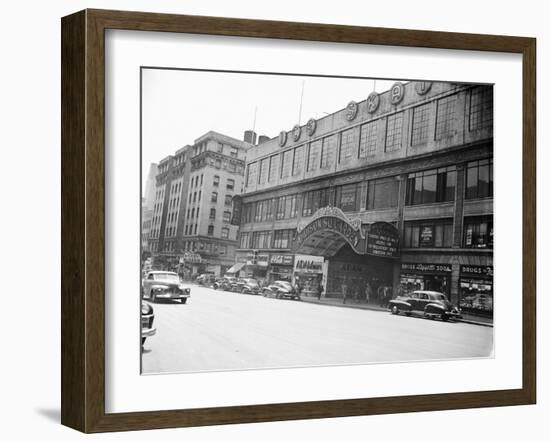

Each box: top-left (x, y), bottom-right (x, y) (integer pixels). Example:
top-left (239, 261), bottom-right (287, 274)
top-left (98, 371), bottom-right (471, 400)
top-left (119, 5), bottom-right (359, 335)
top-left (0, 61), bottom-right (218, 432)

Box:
top-left (365, 222), bottom-right (399, 258)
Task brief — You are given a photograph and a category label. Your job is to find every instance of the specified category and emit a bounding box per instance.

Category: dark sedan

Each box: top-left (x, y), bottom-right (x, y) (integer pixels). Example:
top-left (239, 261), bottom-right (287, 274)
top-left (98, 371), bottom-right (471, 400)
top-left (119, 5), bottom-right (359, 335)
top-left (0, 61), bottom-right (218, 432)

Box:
top-left (262, 280), bottom-right (300, 300)
top-left (388, 290), bottom-right (462, 321)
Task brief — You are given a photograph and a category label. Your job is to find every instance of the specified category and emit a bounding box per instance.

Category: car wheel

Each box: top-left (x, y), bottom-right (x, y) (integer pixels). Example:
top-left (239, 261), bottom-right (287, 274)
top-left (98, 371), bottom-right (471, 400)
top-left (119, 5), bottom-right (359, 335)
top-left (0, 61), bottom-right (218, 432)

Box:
top-left (181, 298), bottom-right (187, 304)
top-left (405, 311), bottom-right (412, 316)
top-left (441, 313), bottom-right (449, 322)
top-left (391, 305), bottom-right (399, 315)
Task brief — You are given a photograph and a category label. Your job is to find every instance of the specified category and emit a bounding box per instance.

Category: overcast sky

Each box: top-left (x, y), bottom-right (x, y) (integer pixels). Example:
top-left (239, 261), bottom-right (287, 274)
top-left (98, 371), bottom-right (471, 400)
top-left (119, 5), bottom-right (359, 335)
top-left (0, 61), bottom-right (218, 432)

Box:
top-left (141, 68), bottom-right (397, 192)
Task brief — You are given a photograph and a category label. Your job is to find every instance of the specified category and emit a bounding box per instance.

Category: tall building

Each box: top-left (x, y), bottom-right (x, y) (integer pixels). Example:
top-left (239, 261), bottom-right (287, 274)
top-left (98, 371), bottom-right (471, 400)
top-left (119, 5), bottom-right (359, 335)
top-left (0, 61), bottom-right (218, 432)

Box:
top-left (141, 163), bottom-right (158, 254)
top-left (179, 131), bottom-right (249, 276)
top-left (236, 81), bottom-right (493, 318)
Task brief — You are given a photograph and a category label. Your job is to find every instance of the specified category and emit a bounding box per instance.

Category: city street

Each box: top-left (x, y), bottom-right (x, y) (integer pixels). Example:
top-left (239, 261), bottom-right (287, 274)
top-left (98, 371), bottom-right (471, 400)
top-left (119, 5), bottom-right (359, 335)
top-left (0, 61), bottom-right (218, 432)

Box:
top-left (142, 285), bottom-right (494, 374)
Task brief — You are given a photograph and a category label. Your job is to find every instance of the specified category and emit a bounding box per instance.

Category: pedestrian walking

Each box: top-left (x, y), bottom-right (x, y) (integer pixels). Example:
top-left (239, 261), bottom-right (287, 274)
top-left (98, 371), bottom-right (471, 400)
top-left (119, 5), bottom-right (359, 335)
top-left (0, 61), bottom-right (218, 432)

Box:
top-left (342, 280), bottom-right (348, 304)
top-left (317, 282), bottom-right (323, 301)
top-left (365, 282), bottom-right (372, 304)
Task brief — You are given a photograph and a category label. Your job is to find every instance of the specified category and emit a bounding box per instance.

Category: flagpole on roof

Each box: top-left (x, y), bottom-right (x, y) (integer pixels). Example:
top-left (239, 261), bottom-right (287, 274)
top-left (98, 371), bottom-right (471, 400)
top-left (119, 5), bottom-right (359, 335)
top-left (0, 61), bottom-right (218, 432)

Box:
top-left (298, 80), bottom-right (305, 125)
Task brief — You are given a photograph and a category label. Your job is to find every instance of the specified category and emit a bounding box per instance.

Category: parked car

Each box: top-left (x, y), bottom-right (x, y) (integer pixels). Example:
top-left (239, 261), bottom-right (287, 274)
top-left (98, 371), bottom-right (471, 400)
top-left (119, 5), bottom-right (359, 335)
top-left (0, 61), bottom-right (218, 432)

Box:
top-left (141, 301), bottom-right (156, 346)
top-left (142, 271), bottom-right (191, 303)
top-left (213, 276), bottom-right (237, 291)
top-left (196, 273), bottom-right (215, 286)
top-left (263, 280), bottom-right (300, 300)
top-left (234, 278), bottom-right (261, 295)
top-left (388, 290), bottom-right (462, 321)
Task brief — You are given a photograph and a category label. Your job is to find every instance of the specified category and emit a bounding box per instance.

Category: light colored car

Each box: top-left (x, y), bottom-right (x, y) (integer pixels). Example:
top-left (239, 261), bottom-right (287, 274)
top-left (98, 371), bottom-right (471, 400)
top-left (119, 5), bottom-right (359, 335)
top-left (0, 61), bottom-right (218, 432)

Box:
top-left (263, 280), bottom-right (300, 300)
top-left (142, 271), bottom-right (191, 303)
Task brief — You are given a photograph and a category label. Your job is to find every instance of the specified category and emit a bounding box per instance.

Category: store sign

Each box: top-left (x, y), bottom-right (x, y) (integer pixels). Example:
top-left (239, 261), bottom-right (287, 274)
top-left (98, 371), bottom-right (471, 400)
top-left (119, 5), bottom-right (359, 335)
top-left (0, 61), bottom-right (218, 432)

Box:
top-left (230, 195), bottom-right (242, 225)
top-left (460, 265), bottom-right (493, 278)
top-left (257, 254), bottom-right (269, 267)
top-left (270, 254), bottom-right (294, 266)
top-left (419, 225), bottom-right (434, 247)
top-left (401, 263), bottom-right (452, 273)
top-left (183, 252), bottom-right (202, 263)
top-left (366, 222), bottom-right (399, 258)
top-left (294, 254), bottom-right (324, 274)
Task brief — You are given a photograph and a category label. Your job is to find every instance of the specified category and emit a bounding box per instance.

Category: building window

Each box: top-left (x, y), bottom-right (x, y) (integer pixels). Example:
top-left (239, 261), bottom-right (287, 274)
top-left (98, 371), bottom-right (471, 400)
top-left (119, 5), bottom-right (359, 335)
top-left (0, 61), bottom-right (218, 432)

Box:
top-left (258, 158), bottom-right (269, 185)
top-left (200, 174), bottom-right (203, 186)
top-left (213, 175), bottom-right (220, 186)
top-left (273, 229), bottom-right (295, 249)
top-left (246, 162), bottom-right (257, 187)
top-left (215, 158), bottom-right (222, 169)
top-left (292, 146), bottom-right (305, 176)
top-left (403, 220), bottom-right (454, 248)
top-left (464, 216), bottom-right (493, 248)
top-left (223, 210), bottom-right (231, 223)
top-left (268, 154), bottom-right (279, 182)
top-left (411, 103), bottom-right (431, 145)
top-left (321, 135), bottom-right (336, 169)
top-left (209, 208), bottom-right (216, 219)
top-left (335, 183), bottom-right (360, 212)
top-left (207, 225), bottom-right (214, 236)
top-left (339, 127), bottom-right (359, 163)
top-left (239, 232), bottom-right (250, 248)
top-left (251, 230), bottom-right (272, 248)
top-left (307, 140), bottom-right (321, 171)
top-left (219, 245), bottom-right (227, 255)
top-left (276, 194), bottom-right (298, 220)
top-left (225, 194), bottom-right (232, 206)
top-left (385, 112), bottom-right (404, 152)
top-left (367, 177), bottom-right (399, 210)
top-left (359, 121), bottom-right (378, 158)
top-left (191, 208), bottom-right (195, 218)
top-left (466, 159), bottom-right (493, 199)
top-left (221, 227), bottom-right (230, 239)
top-left (469, 86), bottom-right (493, 131)
top-left (280, 150), bottom-right (293, 178)
top-left (406, 166), bottom-right (456, 205)
top-left (227, 178), bottom-right (235, 190)
top-left (302, 188), bottom-right (332, 217)
top-left (211, 191), bottom-right (218, 202)
top-left (193, 192), bottom-right (197, 203)
top-left (435, 95), bottom-right (456, 139)
top-left (217, 143), bottom-right (223, 153)
top-left (230, 147), bottom-right (238, 158)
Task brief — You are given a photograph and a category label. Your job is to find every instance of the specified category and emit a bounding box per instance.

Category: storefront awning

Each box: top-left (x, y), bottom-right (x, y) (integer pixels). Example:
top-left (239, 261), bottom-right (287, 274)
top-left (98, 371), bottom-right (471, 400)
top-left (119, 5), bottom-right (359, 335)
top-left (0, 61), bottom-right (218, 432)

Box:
top-left (226, 262), bottom-right (245, 274)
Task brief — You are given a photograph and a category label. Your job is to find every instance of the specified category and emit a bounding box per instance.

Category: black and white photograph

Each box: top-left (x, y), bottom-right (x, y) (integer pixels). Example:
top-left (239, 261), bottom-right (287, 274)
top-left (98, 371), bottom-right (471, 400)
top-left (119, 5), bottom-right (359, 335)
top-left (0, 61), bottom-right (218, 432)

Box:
top-left (140, 68), bottom-right (494, 375)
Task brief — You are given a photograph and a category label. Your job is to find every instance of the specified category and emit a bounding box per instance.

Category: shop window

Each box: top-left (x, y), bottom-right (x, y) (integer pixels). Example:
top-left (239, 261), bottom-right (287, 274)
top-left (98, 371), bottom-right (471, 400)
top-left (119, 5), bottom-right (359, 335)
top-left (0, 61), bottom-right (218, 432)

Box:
top-left (411, 103), bottom-right (431, 145)
top-left (463, 216), bottom-right (493, 248)
top-left (366, 177), bottom-right (398, 210)
top-left (406, 166), bottom-right (456, 205)
top-left (469, 86), bottom-right (493, 131)
top-left (385, 112), bottom-right (403, 152)
top-left (403, 220), bottom-right (453, 248)
top-left (466, 159), bottom-right (493, 199)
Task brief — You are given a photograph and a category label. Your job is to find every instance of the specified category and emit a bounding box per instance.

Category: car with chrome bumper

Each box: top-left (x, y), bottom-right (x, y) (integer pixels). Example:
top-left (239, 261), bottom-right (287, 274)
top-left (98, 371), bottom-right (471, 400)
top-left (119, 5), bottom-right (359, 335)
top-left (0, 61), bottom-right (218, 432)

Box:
top-left (263, 280), bottom-right (300, 300)
top-left (234, 278), bottom-right (261, 295)
top-left (388, 290), bottom-right (462, 321)
top-left (142, 271), bottom-right (191, 303)
top-left (141, 301), bottom-right (156, 345)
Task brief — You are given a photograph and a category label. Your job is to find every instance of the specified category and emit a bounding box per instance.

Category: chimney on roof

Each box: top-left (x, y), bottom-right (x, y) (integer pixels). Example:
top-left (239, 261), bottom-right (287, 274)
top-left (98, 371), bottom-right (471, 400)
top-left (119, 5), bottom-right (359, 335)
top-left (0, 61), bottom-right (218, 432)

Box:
top-left (258, 135), bottom-right (270, 144)
top-left (244, 130), bottom-right (257, 145)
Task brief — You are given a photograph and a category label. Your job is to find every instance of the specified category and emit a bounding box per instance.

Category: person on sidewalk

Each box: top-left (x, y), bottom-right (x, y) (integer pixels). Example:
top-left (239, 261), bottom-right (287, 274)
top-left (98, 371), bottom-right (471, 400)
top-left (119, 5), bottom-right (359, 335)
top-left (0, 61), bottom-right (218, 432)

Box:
top-left (342, 280), bottom-right (348, 304)
top-left (317, 282), bottom-right (323, 301)
top-left (364, 282), bottom-right (372, 304)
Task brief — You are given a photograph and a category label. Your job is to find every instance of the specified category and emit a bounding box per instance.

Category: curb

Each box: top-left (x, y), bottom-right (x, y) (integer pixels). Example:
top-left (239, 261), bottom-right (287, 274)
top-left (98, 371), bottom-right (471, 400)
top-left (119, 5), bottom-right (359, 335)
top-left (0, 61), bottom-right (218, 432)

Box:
top-left (301, 297), bottom-right (493, 327)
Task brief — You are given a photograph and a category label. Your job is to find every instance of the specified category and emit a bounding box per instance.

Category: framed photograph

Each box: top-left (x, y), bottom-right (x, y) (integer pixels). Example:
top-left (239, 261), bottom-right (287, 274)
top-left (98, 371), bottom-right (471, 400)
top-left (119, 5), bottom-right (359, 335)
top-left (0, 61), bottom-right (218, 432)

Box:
top-left (61, 9), bottom-right (536, 433)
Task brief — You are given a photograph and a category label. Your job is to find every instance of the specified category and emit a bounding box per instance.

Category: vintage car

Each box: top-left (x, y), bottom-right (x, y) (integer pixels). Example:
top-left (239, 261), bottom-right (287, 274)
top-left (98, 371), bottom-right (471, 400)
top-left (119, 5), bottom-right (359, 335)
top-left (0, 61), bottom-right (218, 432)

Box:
top-left (234, 278), bottom-right (261, 295)
top-left (141, 301), bottom-right (156, 346)
top-left (196, 273), bottom-right (215, 286)
top-left (142, 271), bottom-right (191, 303)
top-left (213, 276), bottom-right (237, 291)
top-left (388, 290), bottom-right (462, 321)
top-left (262, 280), bottom-right (300, 300)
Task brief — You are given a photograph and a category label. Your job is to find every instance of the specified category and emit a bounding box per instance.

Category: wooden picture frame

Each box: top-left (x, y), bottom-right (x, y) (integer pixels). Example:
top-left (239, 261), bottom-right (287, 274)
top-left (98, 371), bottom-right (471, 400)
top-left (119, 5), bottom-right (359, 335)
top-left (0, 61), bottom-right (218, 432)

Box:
top-left (61, 9), bottom-right (536, 433)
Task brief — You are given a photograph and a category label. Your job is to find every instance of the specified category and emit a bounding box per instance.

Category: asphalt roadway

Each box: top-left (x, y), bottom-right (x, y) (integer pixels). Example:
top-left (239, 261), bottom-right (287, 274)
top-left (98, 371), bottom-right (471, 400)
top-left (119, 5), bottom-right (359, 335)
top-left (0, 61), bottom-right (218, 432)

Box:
top-left (141, 285), bottom-right (494, 374)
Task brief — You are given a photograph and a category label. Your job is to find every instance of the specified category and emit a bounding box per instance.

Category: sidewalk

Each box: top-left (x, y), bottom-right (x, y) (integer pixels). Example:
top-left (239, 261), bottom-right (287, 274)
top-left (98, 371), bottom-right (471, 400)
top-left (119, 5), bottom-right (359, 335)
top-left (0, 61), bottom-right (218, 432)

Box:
top-left (300, 295), bottom-right (493, 327)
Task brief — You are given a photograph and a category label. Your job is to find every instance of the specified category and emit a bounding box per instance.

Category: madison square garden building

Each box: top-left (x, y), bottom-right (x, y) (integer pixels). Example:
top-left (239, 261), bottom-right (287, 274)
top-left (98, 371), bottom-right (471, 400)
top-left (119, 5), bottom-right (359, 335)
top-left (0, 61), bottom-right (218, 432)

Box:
top-left (234, 81), bottom-right (493, 318)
